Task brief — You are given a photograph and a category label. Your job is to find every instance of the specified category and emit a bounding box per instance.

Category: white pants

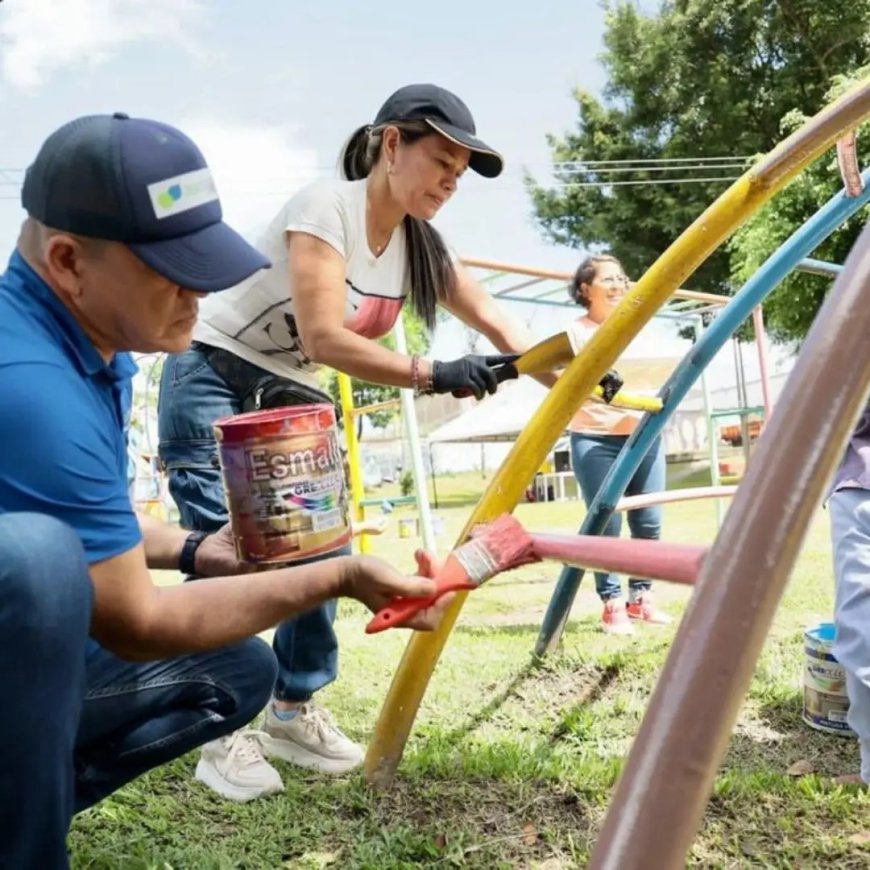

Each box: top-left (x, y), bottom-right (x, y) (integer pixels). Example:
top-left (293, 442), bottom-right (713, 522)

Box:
top-left (829, 488), bottom-right (870, 782)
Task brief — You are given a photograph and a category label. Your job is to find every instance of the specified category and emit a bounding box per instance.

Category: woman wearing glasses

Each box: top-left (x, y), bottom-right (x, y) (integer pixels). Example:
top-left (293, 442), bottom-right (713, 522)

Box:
top-left (565, 254), bottom-right (672, 634)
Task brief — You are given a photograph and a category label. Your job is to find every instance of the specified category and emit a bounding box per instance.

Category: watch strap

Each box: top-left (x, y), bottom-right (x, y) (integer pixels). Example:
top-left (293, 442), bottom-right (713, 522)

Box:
top-left (179, 530), bottom-right (209, 576)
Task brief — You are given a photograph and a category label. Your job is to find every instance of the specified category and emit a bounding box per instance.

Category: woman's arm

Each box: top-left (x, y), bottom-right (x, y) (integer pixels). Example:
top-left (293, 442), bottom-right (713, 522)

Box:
top-left (288, 232), bottom-right (424, 387)
top-left (442, 264), bottom-right (558, 387)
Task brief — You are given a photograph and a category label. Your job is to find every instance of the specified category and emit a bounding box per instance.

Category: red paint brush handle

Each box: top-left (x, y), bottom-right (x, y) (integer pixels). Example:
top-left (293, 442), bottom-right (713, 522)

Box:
top-left (365, 578), bottom-right (475, 634)
top-left (365, 552), bottom-right (476, 634)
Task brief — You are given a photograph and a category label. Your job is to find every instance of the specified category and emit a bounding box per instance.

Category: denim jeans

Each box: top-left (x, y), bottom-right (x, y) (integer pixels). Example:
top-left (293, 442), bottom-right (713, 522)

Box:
top-left (570, 433), bottom-right (665, 600)
top-left (158, 345), bottom-right (342, 702)
top-left (0, 512), bottom-right (276, 869)
top-left (829, 488), bottom-right (870, 782)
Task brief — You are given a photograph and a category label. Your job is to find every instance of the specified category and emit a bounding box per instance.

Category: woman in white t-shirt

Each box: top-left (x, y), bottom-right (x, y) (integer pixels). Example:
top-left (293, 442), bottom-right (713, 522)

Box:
top-left (564, 254), bottom-right (673, 635)
top-left (157, 83), bottom-right (537, 802)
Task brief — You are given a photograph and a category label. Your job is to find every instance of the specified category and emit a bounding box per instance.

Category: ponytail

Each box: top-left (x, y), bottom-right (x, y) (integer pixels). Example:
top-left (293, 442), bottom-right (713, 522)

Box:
top-left (403, 216), bottom-right (456, 331)
top-left (340, 125), bottom-right (378, 180)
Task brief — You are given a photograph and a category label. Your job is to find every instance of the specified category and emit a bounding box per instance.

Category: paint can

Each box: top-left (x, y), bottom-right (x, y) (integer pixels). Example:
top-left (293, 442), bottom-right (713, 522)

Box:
top-left (398, 517), bottom-right (418, 539)
top-left (802, 622), bottom-right (853, 736)
top-left (213, 405), bottom-right (351, 564)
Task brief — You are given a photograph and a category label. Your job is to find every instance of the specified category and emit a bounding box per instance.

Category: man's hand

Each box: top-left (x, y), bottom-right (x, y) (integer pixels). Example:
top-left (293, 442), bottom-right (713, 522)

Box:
top-left (339, 551), bottom-right (454, 631)
top-left (194, 524), bottom-right (256, 577)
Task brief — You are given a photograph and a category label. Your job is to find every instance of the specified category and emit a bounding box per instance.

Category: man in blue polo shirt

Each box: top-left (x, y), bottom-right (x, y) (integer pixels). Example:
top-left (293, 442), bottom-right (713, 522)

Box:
top-left (0, 113), bottom-right (444, 869)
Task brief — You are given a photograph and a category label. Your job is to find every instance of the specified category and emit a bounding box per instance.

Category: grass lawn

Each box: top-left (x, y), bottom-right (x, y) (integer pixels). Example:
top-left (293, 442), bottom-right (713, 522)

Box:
top-left (69, 470), bottom-right (869, 868)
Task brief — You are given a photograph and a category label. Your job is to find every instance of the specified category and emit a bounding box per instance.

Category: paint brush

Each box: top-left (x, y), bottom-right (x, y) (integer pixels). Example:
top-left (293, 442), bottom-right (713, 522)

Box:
top-left (364, 514), bottom-right (537, 634)
top-left (365, 514), bottom-right (707, 633)
top-left (490, 333), bottom-right (663, 412)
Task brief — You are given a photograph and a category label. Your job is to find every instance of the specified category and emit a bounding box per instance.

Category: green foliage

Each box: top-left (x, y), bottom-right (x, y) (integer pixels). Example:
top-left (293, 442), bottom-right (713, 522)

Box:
top-left (729, 65), bottom-right (870, 344)
top-left (399, 469), bottom-right (415, 497)
top-left (319, 308), bottom-right (430, 431)
top-left (528, 0), bottom-right (870, 331)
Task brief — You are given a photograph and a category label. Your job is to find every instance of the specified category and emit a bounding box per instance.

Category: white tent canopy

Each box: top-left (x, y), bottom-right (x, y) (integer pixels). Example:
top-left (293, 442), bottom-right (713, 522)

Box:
top-left (427, 377), bottom-right (552, 443)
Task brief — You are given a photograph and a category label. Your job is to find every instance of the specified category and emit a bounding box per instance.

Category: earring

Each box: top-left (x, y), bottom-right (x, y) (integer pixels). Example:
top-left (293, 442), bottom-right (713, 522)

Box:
top-left (387, 163), bottom-right (395, 175)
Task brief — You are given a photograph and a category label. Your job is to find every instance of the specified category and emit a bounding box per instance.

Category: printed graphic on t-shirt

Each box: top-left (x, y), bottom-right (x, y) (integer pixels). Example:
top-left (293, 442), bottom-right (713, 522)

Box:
top-left (230, 279), bottom-right (404, 372)
top-left (233, 306), bottom-right (311, 369)
top-left (344, 282), bottom-right (405, 339)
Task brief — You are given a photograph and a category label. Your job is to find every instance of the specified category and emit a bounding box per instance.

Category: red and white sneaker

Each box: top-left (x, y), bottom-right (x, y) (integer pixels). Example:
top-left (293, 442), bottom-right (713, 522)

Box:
top-left (601, 598), bottom-right (635, 635)
top-left (627, 593), bottom-right (672, 625)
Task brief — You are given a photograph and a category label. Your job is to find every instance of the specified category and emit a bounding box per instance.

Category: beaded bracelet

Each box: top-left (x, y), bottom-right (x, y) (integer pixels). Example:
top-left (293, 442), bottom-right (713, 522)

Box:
top-left (410, 354), bottom-right (421, 395)
top-left (411, 355), bottom-right (433, 397)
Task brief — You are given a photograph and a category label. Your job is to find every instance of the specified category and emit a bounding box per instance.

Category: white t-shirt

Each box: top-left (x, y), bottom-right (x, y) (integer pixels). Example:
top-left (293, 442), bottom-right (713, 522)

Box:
top-left (566, 317), bottom-right (654, 436)
top-left (195, 179), bottom-right (410, 388)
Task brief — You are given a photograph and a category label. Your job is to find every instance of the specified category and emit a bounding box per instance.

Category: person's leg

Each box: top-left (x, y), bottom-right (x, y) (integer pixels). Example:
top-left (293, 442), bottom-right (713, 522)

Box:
top-left (75, 638), bottom-right (278, 808)
top-left (571, 434), bottom-right (624, 599)
top-left (0, 514), bottom-right (93, 870)
top-left (158, 346), bottom-right (239, 533)
top-left (159, 351), bottom-right (343, 700)
top-left (624, 437), bottom-right (671, 624)
top-left (830, 488), bottom-right (870, 784)
top-left (271, 554), bottom-right (343, 703)
top-left (157, 350), bottom-right (287, 798)
top-left (158, 349), bottom-right (348, 786)
top-left (570, 433), bottom-right (633, 634)
top-left (263, 545), bottom-right (363, 773)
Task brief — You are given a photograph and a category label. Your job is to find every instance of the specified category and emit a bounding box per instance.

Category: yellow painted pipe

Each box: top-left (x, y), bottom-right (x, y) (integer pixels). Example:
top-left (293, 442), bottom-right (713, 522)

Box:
top-left (337, 372), bottom-right (369, 554)
top-left (350, 397), bottom-right (402, 417)
top-left (593, 387), bottom-right (663, 413)
top-left (364, 76), bottom-right (870, 787)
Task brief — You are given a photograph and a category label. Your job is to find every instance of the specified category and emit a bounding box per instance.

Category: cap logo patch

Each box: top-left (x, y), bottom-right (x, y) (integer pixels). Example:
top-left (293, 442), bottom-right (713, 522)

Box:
top-left (148, 168), bottom-right (218, 219)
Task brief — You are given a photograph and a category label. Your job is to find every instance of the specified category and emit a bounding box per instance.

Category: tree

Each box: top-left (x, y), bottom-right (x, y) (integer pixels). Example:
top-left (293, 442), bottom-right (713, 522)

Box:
top-left (528, 0), bottom-right (870, 314)
top-left (318, 307), bottom-right (430, 432)
top-left (729, 66), bottom-right (870, 345)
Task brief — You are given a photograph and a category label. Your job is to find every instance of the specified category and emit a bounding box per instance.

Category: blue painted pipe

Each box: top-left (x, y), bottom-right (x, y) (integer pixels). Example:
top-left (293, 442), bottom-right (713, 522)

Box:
top-left (535, 172), bottom-right (870, 656)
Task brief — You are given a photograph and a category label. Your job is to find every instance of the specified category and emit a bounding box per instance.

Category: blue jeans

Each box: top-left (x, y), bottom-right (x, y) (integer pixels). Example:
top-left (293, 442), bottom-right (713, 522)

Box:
top-left (158, 346), bottom-right (341, 702)
top-left (829, 488), bottom-right (870, 782)
top-left (0, 512), bottom-right (276, 869)
top-left (570, 433), bottom-right (665, 600)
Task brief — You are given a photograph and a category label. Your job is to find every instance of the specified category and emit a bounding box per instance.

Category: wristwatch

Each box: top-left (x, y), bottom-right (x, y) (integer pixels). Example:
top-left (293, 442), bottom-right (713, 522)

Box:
top-left (179, 530), bottom-right (209, 576)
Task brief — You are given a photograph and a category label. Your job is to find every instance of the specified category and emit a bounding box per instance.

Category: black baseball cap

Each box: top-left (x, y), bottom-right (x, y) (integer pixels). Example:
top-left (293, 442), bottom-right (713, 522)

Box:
top-left (22, 113), bottom-right (270, 292)
top-left (374, 84), bottom-right (504, 178)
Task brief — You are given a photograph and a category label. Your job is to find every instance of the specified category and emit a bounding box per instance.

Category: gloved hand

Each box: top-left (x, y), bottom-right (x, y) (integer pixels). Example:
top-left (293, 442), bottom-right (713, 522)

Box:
top-left (597, 369), bottom-right (624, 403)
top-left (431, 353), bottom-right (520, 399)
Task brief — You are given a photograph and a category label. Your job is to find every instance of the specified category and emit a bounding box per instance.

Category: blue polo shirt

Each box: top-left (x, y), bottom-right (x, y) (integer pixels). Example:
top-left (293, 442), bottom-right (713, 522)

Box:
top-left (0, 251), bottom-right (142, 563)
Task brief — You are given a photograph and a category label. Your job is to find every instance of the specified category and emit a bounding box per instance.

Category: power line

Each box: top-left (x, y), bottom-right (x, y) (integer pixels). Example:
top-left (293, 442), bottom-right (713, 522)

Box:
top-left (538, 175), bottom-right (741, 188)
top-left (0, 154), bottom-right (757, 176)
top-left (546, 156), bottom-right (754, 167)
top-left (548, 163), bottom-right (747, 175)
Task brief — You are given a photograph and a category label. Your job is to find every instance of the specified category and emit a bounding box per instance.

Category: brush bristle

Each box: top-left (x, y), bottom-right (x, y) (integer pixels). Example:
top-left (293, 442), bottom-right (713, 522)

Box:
top-left (457, 514), bottom-right (539, 584)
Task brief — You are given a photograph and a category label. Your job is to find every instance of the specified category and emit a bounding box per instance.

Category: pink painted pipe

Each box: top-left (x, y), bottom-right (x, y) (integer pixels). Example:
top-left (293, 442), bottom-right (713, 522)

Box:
top-left (837, 131), bottom-right (864, 197)
top-left (532, 534), bottom-right (706, 586)
top-left (616, 485), bottom-right (738, 513)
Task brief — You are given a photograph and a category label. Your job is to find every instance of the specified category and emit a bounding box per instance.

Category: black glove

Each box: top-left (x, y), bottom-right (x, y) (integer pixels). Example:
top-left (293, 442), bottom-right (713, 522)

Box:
top-left (431, 353), bottom-right (520, 399)
top-left (598, 369), bottom-right (624, 403)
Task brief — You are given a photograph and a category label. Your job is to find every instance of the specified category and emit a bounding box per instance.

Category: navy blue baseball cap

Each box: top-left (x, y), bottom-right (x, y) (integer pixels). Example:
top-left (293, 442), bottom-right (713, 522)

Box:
top-left (21, 112), bottom-right (270, 292)
top-left (374, 84), bottom-right (504, 178)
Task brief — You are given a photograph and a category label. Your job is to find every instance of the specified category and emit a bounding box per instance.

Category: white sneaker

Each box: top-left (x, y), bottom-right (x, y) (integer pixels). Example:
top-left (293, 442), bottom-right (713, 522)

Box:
top-left (263, 702), bottom-right (365, 774)
top-left (195, 730), bottom-right (284, 802)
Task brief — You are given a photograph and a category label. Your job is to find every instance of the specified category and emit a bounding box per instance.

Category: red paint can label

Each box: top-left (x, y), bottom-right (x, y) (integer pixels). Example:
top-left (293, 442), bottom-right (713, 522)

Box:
top-left (214, 405), bottom-right (351, 563)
